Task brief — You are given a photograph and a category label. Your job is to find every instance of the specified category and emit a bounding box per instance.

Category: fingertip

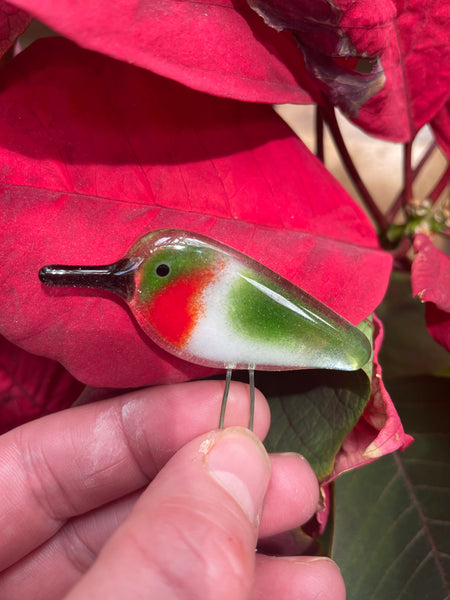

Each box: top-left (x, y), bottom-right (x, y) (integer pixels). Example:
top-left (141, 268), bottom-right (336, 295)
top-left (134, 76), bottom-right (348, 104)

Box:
top-left (260, 453), bottom-right (320, 537)
top-left (292, 557), bottom-right (346, 600)
top-left (253, 555), bottom-right (346, 600)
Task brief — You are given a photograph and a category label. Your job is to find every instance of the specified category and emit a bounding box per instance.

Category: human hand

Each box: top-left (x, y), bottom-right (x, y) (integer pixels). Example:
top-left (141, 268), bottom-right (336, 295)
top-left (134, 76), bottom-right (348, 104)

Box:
top-left (0, 380), bottom-right (345, 599)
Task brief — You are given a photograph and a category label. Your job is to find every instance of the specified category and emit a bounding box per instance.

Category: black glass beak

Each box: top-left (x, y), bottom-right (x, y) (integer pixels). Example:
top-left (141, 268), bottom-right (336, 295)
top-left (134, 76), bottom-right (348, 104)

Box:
top-left (38, 257), bottom-right (143, 301)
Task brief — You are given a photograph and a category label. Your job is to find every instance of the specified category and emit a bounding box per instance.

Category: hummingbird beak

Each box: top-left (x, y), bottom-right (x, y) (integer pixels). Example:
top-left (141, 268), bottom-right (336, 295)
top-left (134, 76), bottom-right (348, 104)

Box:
top-left (38, 257), bottom-right (143, 301)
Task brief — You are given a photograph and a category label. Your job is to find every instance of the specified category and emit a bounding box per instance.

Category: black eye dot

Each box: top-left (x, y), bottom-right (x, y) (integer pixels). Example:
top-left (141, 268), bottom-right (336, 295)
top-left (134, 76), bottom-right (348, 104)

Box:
top-left (156, 263), bottom-right (170, 277)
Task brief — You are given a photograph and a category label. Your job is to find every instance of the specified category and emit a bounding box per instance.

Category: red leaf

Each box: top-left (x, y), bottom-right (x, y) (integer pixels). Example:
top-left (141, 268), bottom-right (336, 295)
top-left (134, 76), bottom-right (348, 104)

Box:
top-left (411, 233), bottom-right (450, 351)
top-left (326, 315), bottom-right (413, 483)
top-left (9, 0), bottom-right (450, 142)
top-left (0, 336), bottom-right (84, 434)
top-left (248, 0), bottom-right (450, 141)
top-left (339, 0), bottom-right (450, 140)
top-left (249, 0), bottom-right (386, 116)
top-left (0, 0), bottom-right (30, 59)
top-left (0, 38), bottom-right (392, 388)
top-left (7, 0), bottom-right (314, 104)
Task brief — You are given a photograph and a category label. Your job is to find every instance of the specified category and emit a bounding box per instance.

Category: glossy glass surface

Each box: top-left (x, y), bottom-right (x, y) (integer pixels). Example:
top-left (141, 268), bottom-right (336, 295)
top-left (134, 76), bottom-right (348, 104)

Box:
top-left (39, 229), bottom-right (371, 371)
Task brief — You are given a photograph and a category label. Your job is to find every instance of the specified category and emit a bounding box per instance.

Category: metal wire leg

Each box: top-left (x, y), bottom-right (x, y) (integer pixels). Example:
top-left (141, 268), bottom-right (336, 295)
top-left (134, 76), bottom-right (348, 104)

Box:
top-left (248, 367), bottom-right (255, 431)
top-left (218, 368), bottom-right (232, 429)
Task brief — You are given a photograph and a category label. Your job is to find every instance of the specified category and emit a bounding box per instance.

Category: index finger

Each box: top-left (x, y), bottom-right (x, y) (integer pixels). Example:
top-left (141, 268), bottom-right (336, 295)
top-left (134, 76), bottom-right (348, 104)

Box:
top-left (0, 380), bottom-right (270, 571)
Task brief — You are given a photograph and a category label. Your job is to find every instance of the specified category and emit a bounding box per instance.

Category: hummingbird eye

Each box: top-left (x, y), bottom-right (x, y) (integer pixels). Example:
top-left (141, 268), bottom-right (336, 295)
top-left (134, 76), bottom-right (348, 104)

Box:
top-left (155, 263), bottom-right (170, 277)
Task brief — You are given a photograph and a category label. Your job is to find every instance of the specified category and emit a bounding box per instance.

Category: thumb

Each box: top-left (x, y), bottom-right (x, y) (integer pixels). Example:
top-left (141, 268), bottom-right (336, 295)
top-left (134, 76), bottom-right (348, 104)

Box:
top-left (65, 427), bottom-right (271, 600)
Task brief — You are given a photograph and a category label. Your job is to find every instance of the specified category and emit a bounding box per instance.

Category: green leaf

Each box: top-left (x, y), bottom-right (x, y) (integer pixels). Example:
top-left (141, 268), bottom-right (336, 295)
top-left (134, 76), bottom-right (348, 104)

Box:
top-left (259, 367), bottom-right (371, 480)
top-left (332, 376), bottom-right (450, 600)
top-left (377, 272), bottom-right (450, 378)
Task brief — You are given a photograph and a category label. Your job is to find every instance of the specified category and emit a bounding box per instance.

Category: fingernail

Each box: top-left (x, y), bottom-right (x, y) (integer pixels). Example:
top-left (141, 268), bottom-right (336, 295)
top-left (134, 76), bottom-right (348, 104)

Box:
top-left (206, 427), bottom-right (271, 524)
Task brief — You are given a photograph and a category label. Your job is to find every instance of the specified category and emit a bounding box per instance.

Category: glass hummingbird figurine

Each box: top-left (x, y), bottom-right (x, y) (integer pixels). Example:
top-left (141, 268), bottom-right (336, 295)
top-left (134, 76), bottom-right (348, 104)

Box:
top-left (39, 229), bottom-right (371, 430)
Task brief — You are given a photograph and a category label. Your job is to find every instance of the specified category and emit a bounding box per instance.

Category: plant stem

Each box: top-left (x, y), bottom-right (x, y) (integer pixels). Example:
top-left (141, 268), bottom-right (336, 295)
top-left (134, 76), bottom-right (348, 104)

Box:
top-left (319, 105), bottom-right (388, 232)
top-left (385, 140), bottom-right (436, 221)
top-left (391, 238), bottom-right (413, 271)
top-left (428, 165), bottom-right (449, 203)
top-left (403, 141), bottom-right (413, 207)
top-left (315, 106), bottom-right (324, 162)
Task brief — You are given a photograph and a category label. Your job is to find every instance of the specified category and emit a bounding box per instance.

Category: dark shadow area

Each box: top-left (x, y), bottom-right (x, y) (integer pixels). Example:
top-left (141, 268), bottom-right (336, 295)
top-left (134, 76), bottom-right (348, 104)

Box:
top-left (0, 37), bottom-right (293, 166)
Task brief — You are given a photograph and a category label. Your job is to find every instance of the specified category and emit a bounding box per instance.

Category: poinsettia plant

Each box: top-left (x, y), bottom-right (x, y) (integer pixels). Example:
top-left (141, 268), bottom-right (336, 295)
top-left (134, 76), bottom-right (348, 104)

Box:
top-left (0, 0), bottom-right (448, 597)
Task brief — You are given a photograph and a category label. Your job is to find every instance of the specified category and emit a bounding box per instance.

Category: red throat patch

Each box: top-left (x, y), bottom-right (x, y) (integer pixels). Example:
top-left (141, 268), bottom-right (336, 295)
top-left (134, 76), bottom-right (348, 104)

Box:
top-left (145, 268), bottom-right (219, 349)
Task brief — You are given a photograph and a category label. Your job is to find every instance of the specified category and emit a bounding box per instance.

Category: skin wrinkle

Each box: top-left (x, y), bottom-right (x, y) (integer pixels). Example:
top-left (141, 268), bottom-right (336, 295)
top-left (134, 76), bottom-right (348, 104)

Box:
top-left (59, 518), bottom-right (99, 577)
top-left (81, 454), bottom-right (132, 489)
top-left (0, 488), bottom-right (145, 600)
top-left (119, 524), bottom-right (199, 600)
top-left (69, 403), bottom-right (150, 504)
top-left (18, 431), bottom-right (74, 528)
top-left (83, 398), bottom-right (156, 491)
top-left (7, 452), bottom-right (306, 574)
top-left (176, 520), bottom-right (249, 596)
top-left (124, 517), bottom-right (204, 595)
top-left (0, 434), bottom-right (73, 571)
top-left (86, 407), bottom-right (124, 473)
top-left (127, 497), bottom-right (251, 599)
top-left (118, 396), bottom-right (160, 481)
top-left (6, 397), bottom-right (157, 566)
top-left (152, 494), bottom-right (253, 540)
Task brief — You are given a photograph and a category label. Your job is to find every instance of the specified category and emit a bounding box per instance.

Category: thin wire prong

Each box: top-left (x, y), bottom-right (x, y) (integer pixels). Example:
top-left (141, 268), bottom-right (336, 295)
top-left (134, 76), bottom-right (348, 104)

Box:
top-left (219, 368), bottom-right (232, 429)
top-left (248, 367), bottom-right (255, 431)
